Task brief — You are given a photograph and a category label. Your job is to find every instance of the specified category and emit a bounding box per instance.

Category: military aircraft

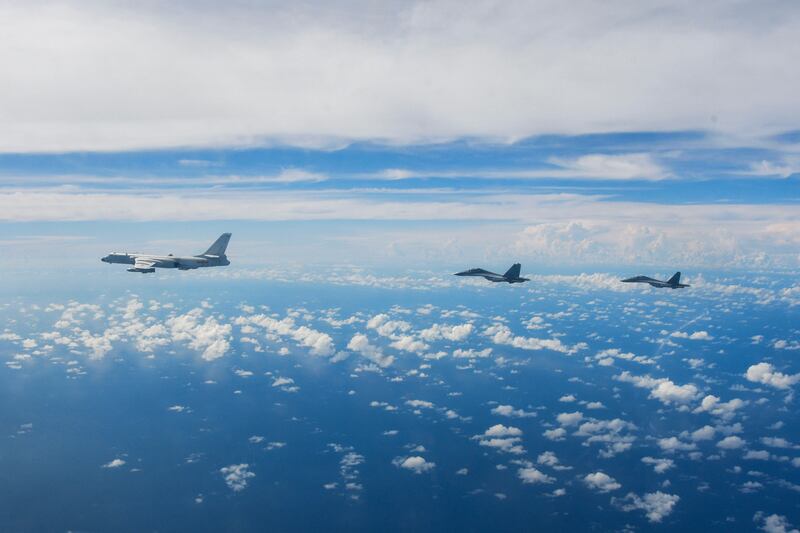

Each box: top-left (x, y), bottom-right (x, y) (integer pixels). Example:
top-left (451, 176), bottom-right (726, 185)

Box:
top-left (454, 263), bottom-right (529, 284)
top-left (101, 233), bottom-right (231, 273)
top-left (621, 271), bottom-right (689, 289)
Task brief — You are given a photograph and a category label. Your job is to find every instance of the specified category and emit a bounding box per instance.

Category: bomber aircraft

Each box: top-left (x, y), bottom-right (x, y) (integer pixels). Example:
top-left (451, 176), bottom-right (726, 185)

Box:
top-left (101, 233), bottom-right (231, 273)
top-left (621, 271), bottom-right (689, 289)
top-left (455, 263), bottom-right (529, 284)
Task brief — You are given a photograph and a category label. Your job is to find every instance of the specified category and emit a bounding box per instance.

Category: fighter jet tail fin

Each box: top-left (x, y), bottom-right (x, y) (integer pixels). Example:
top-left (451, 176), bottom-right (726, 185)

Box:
top-left (203, 233), bottom-right (231, 256)
top-left (667, 271), bottom-right (681, 285)
top-left (504, 263), bottom-right (522, 279)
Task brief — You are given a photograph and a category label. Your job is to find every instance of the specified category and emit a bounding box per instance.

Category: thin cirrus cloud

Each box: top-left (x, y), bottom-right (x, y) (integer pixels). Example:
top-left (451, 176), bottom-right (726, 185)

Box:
top-left (371, 153), bottom-right (668, 181)
top-left (1, 1), bottom-right (800, 152)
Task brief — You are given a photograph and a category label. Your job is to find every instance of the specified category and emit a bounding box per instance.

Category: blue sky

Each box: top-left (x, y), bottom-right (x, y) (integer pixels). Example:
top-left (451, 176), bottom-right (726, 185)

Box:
top-left (1, 131), bottom-right (798, 273)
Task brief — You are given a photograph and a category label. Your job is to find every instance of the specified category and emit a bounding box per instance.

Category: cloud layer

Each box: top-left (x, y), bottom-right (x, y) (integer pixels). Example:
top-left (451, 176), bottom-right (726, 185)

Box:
top-left (2, 1), bottom-right (800, 151)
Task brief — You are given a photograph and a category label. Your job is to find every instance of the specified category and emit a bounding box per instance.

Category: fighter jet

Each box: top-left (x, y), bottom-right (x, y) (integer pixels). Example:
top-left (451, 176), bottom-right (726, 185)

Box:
top-left (101, 233), bottom-right (232, 273)
top-left (621, 271), bottom-right (690, 289)
top-left (455, 263), bottom-right (529, 284)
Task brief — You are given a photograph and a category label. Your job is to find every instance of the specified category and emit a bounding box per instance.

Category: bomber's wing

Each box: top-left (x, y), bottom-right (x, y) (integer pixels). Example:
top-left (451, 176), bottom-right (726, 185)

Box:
top-left (134, 258), bottom-right (156, 269)
top-left (128, 257), bottom-right (157, 273)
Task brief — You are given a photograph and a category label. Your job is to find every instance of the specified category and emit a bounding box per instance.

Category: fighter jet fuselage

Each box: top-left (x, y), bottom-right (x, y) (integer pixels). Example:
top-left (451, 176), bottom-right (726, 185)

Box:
top-left (621, 271), bottom-right (689, 289)
top-left (455, 263), bottom-right (529, 284)
top-left (101, 233), bottom-right (232, 273)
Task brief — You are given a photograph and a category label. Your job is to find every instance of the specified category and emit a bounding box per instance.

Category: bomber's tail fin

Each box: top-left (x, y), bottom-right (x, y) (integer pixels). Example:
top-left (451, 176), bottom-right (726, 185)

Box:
top-left (504, 263), bottom-right (522, 279)
top-left (667, 271), bottom-right (681, 285)
top-left (203, 233), bottom-right (231, 256)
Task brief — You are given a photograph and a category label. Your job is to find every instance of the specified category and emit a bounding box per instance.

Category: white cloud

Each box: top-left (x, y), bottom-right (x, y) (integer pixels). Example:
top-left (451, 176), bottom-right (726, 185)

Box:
top-left (405, 399), bottom-right (434, 409)
top-left (583, 472), bottom-right (621, 493)
top-left (754, 512), bottom-right (800, 533)
top-left (574, 418), bottom-right (637, 458)
top-left (2, 1), bottom-right (799, 152)
top-left (693, 395), bottom-right (747, 420)
top-left (102, 458), bottom-right (126, 468)
top-left (168, 308), bottom-right (231, 361)
top-left (517, 467), bottom-right (555, 484)
top-left (240, 314), bottom-right (334, 357)
top-left (745, 363), bottom-right (800, 390)
top-left (419, 323), bottom-right (473, 342)
top-left (347, 333), bottom-right (394, 368)
top-left (483, 424), bottom-right (522, 437)
top-left (658, 437), bottom-right (697, 453)
top-left (546, 153), bottom-right (667, 180)
top-left (484, 323), bottom-right (585, 355)
top-left (593, 348), bottom-right (655, 366)
top-left (615, 492), bottom-right (680, 523)
top-left (614, 371), bottom-right (699, 406)
top-left (491, 404), bottom-right (536, 418)
top-left (690, 425), bottom-right (716, 441)
top-left (760, 437), bottom-right (797, 449)
top-left (671, 330), bottom-right (714, 341)
top-left (392, 456), bottom-right (435, 474)
top-left (474, 425), bottom-right (525, 454)
top-left (220, 463), bottom-right (255, 492)
top-left (556, 412), bottom-right (583, 427)
top-left (641, 457), bottom-right (675, 474)
top-left (453, 348), bottom-right (493, 359)
top-left (543, 428), bottom-right (567, 441)
top-left (717, 436), bottom-right (746, 450)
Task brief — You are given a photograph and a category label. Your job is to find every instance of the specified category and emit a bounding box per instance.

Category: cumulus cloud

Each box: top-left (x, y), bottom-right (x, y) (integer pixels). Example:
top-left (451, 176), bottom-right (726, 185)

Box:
top-left (658, 437), bottom-right (697, 453)
top-left (745, 363), bottom-right (800, 390)
top-left (347, 333), bottom-right (394, 368)
top-left (556, 412), bottom-right (584, 427)
top-left (614, 371), bottom-right (699, 406)
top-left (614, 492), bottom-right (680, 523)
top-left (717, 436), bottom-right (746, 450)
top-left (491, 404), bottom-right (536, 418)
top-left (753, 512), bottom-right (800, 533)
top-left (641, 457), bottom-right (675, 474)
top-left (405, 399), bottom-right (434, 409)
top-left (168, 308), bottom-right (231, 361)
top-left (671, 330), bottom-right (714, 341)
top-left (102, 458), bottom-right (126, 468)
top-left (392, 456), bottom-right (435, 474)
top-left (574, 418), bottom-right (637, 458)
top-left (692, 395), bottom-right (747, 420)
top-left (583, 472), bottom-right (621, 493)
top-left (517, 467), bottom-right (555, 484)
top-left (238, 314), bottom-right (334, 357)
top-left (484, 323), bottom-right (585, 355)
top-left (474, 425), bottom-right (525, 454)
top-left (690, 425), bottom-right (716, 441)
top-left (419, 323), bottom-right (473, 342)
top-left (220, 463), bottom-right (255, 492)
top-left (543, 428), bottom-right (567, 441)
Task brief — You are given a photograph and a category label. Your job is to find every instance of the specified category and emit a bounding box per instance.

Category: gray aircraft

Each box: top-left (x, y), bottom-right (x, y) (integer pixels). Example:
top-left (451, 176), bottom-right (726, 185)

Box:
top-left (101, 233), bottom-right (232, 273)
top-left (621, 271), bottom-right (689, 289)
top-left (455, 263), bottom-right (529, 284)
